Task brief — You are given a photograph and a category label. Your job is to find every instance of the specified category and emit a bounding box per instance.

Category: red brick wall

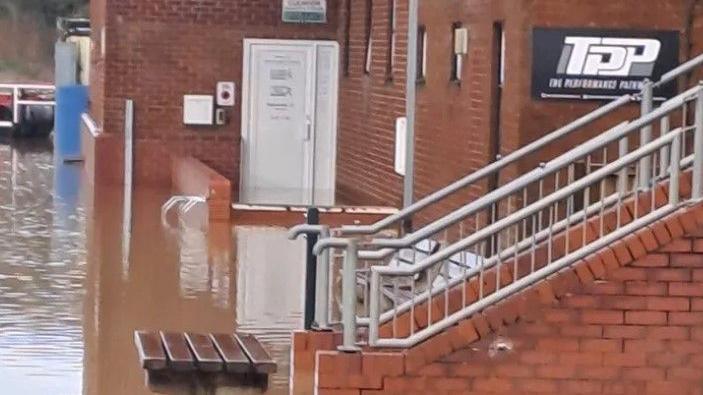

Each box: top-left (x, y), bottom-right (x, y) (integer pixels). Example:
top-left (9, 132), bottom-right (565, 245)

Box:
top-left (338, 0), bottom-right (703, 215)
top-left (335, 0), bottom-right (407, 205)
top-left (411, 0), bottom-right (497, 220)
top-left (372, 235), bottom-right (703, 395)
top-left (90, 0), bottom-right (703, 207)
top-left (95, 0), bottom-right (342, 189)
top-left (306, 203), bottom-right (703, 395)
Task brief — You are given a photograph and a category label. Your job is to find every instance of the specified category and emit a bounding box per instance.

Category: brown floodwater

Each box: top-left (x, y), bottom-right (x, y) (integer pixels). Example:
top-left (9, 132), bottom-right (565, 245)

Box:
top-left (0, 139), bottom-right (306, 395)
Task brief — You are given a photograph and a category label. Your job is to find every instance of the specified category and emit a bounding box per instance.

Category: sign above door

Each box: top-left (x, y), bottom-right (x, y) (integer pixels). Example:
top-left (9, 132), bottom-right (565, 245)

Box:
top-left (282, 0), bottom-right (327, 24)
top-left (532, 28), bottom-right (679, 101)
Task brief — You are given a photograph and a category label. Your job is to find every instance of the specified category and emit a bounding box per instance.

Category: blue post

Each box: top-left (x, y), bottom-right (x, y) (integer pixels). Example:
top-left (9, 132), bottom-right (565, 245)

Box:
top-left (54, 85), bottom-right (88, 162)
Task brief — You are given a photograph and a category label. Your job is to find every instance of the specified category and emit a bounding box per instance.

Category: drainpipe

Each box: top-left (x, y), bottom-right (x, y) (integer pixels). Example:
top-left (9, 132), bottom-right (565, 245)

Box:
top-left (403, 0), bottom-right (419, 212)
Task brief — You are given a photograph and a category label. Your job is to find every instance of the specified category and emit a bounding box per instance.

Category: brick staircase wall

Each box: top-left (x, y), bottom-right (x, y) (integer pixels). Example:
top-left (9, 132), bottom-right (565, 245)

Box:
top-left (293, 197), bottom-right (703, 394)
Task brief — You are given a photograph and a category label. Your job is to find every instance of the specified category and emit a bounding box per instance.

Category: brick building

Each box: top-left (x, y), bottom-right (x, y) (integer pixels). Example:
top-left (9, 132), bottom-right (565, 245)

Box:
top-left (86, 0), bottom-right (703, 212)
top-left (85, 1), bottom-right (703, 394)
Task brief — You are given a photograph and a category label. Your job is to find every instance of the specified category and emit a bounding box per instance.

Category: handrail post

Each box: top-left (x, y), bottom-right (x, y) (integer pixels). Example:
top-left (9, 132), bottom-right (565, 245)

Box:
top-left (618, 136), bottom-right (629, 194)
top-left (694, 85), bottom-right (703, 200)
top-left (640, 79), bottom-right (654, 189)
top-left (368, 270), bottom-right (381, 347)
top-left (659, 116), bottom-right (670, 178)
top-left (316, 226), bottom-right (331, 330)
top-left (670, 131), bottom-right (681, 206)
top-left (339, 239), bottom-right (360, 352)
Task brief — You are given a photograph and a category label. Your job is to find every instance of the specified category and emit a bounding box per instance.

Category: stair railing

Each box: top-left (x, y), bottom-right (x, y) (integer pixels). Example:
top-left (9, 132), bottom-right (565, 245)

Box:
top-left (288, 54), bottom-right (703, 350)
top-left (364, 84), bottom-right (703, 350)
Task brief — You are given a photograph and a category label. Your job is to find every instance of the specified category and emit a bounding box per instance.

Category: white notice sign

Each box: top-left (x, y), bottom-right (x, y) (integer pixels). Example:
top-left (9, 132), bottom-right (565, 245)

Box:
top-left (282, 0), bottom-right (326, 23)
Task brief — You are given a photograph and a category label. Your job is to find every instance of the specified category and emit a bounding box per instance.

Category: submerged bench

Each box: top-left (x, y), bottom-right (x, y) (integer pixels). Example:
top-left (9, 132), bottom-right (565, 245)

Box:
top-left (134, 331), bottom-right (277, 376)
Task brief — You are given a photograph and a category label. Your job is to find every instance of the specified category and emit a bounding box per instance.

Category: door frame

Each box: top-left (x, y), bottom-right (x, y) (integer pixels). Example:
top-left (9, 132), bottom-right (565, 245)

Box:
top-left (240, 38), bottom-right (339, 206)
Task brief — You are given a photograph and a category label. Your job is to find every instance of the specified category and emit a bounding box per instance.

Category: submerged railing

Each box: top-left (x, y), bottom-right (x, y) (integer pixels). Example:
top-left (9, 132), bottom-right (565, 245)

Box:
top-left (290, 53), bottom-right (703, 351)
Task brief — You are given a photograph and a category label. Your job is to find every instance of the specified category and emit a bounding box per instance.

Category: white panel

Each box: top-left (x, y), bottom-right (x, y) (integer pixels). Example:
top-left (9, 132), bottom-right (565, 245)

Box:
top-left (183, 95), bottom-right (214, 125)
top-left (100, 27), bottom-right (106, 58)
top-left (312, 43), bottom-right (339, 206)
top-left (395, 117), bottom-right (407, 176)
top-left (454, 28), bottom-right (469, 55)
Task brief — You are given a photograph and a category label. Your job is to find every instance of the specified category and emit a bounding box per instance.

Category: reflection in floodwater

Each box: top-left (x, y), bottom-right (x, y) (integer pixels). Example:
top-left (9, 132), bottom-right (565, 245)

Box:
top-left (0, 140), bottom-right (86, 395)
top-left (0, 140), bottom-right (305, 394)
top-left (235, 227), bottom-right (306, 389)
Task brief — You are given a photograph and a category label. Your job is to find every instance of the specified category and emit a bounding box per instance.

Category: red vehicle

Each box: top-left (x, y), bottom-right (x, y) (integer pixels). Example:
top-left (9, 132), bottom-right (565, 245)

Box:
top-left (0, 84), bottom-right (55, 138)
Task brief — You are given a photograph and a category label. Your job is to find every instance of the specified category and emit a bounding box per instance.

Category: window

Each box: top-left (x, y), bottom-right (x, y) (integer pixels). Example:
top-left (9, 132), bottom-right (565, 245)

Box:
top-left (417, 25), bottom-right (427, 83)
top-left (386, 0), bottom-right (397, 80)
top-left (364, 0), bottom-right (373, 74)
top-left (343, 0), bottom-right (352, 76)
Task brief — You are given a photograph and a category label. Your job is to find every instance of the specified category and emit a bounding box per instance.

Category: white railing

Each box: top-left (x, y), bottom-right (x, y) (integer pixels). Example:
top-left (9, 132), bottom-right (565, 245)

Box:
top-left (81, 113), bottom-right (102, 137)
top-left (0, 83), bottom-right (56, 125)
top-left (290, 54), bottom-right (703, 351)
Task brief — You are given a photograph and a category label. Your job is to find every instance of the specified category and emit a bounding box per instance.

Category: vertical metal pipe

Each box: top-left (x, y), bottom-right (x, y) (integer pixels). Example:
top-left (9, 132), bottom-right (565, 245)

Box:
top-left (694, 86), bottom-right (703, 200)
top-left (122, 99), bottom-right (135, 278)
top-left (670, 133), bottom-right (681, 206)
top-left (12, 87), bottom-right (19, 124)
top-left (640, 80), bottom-right (654, 189)
top-left (316, 226), bottom-right (331, 330)
top-left (659, 116), bottom-right (670, 178)
top-left (618, 137), bottom-right (629, 194)
top-left (304, 209), bottom-right (320, 330)
top-left (368, 270), bottom-right (381, 346)
top-left (403, 0), bottom-right (419, 208)
top-left (339, 240), bottom-right (360, 352)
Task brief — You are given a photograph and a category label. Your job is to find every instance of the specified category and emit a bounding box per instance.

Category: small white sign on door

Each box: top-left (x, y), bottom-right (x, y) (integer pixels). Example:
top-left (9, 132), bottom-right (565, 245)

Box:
top-left (282, 0), bottom-right (327, 23)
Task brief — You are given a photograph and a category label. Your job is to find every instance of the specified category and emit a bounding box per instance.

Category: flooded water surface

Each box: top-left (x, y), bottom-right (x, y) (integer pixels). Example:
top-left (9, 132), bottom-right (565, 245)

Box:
top-left (0, 140), bottom-right (305, 394)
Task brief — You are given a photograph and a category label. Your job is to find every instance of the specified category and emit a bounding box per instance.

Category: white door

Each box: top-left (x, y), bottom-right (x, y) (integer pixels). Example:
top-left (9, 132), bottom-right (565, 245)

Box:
top-left (241, 40), bottom-right (338, 206)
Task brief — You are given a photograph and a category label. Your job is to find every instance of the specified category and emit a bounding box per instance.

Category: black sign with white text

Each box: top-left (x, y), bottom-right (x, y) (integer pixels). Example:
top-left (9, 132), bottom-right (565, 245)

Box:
top-left (532, 28), bottom-right (679, 101)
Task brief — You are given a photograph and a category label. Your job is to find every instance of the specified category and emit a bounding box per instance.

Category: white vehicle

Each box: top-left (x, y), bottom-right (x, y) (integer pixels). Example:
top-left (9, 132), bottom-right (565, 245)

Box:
top-left (0, 84), bottom-right (56, 138)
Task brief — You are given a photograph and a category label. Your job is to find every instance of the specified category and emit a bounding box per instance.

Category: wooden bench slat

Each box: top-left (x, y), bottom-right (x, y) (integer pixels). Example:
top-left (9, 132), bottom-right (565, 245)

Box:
top-left (235, 333), bottom-right (277, 374)
top-left (185, 333), bottom-right (224, 372)
top-left (160, 332), bottom-right (196, 371)
top-left (210, 333), bottom-right (251, 373)
top-left (134, 331), bottom-right (167, 371)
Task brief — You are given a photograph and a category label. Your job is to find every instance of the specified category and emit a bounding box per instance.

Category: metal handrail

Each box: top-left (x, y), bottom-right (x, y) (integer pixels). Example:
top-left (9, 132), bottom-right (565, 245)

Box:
top-left (342, 84), bottom-right (702, 351)
top-left (0, 83), bottom-right (55, 90)
top-left (656, 52), bottom-right (703, 88)
top-left (367, 85), bottom-right (700, 251)
top-left (311, 83), bottom-right (699, 259)
top-left (368, 126), bottom-right (689, 348)
top-left (338, 95), bottom-right (633, 236)
top-left (299, 54), bottom-right (703, 351)
top-left (377, 130), bottom-right (684, 277)
top-left (81, 113), bottom-right (102, 137)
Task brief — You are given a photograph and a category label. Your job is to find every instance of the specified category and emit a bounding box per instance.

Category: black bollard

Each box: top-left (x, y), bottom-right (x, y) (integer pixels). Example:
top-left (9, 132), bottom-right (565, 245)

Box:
top-left (304, 208), bottom-right (320, 330)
